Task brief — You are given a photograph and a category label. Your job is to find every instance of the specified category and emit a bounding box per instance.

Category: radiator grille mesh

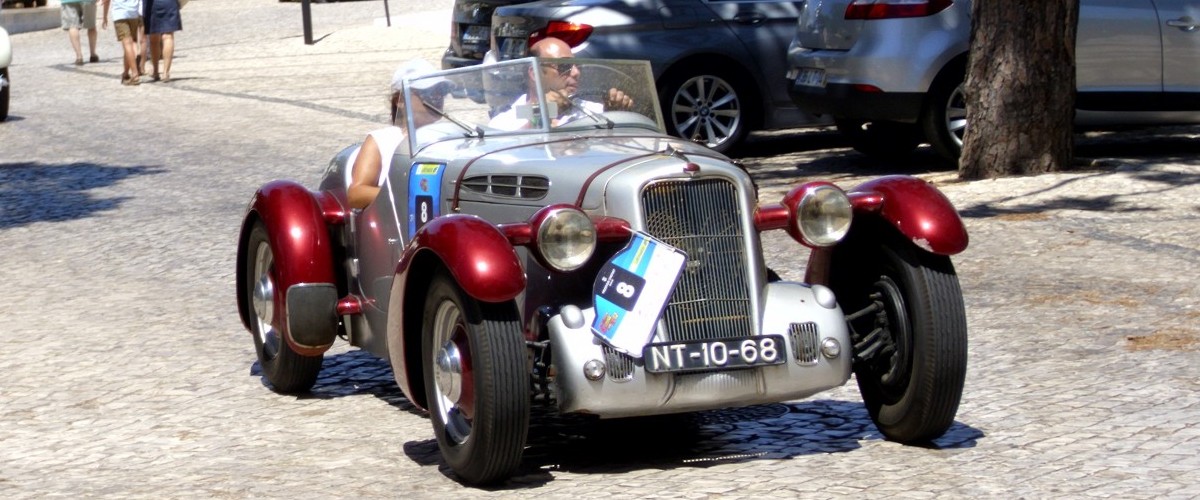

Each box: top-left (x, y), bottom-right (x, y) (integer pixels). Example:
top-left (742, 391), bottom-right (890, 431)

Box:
top-left (641, 178), bottom-right (753, 342)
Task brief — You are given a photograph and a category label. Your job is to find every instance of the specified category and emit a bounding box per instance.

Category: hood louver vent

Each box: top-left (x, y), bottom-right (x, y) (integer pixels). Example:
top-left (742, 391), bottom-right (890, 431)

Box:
top-left (462, 175), bottom-right (549, 199)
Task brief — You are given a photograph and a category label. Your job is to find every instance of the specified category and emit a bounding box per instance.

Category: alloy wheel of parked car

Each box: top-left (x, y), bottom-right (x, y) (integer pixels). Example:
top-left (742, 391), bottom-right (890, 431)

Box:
top-left (832, 225), bottom-right (967, 443)
top-left (660, 69), bottom-right (752, 154)
top-left (422, 269), bottom-right (528, 485)
top-left (834, 119), bottom-right (922, 158)
top-left (244, 221), bottom-right (323, 393)
top-left (921, 73), bottom-right (968, 162)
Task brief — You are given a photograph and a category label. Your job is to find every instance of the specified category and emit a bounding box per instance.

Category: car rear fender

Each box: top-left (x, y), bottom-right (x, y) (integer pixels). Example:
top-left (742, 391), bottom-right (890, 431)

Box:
top-left (236, 180), bottom-right (340, 356)
top-left (385, 214), bottom-right (527, 409)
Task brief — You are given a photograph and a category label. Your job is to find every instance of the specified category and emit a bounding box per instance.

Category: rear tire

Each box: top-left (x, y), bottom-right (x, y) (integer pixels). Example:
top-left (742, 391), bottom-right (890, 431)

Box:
top-left (920, 71), bottom-right (967, 162)
top-left (422, 269), bottom-right (528, 485)
top-left (243, 220), bottom-right (323, 393)
top-left (659, 65), bottom-right (756, 154)
top-left (835, 119), bottom-right (921, 159)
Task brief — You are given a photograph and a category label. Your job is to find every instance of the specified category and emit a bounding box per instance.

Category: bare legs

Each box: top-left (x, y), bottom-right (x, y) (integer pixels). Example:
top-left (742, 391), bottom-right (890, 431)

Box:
top-left (148, 33), bottom-right (174, 81)
top-left (67, 27), bottom-right (98, 65)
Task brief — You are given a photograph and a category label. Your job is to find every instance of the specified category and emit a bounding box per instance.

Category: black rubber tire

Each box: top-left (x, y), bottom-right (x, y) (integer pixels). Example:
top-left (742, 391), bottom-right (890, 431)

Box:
top-left (422, 269), bottom-right (528, 485)
top-left (831, 225), bottom-right (967, 443)
top-left (244, 220), bottom-right (323, 393)
top-left (1, 67), bottom-right (10, 123)
top-left (920, 71), bottom-right (967, 162)
top-left (834, 119), bottom-right (921, 159)
top-left (658, 65), bottom-right (756, 154)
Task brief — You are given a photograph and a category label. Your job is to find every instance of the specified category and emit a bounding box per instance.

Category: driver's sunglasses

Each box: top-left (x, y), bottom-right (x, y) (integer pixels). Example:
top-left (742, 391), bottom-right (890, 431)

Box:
top-left (543, 62), bottom-right (577, 75)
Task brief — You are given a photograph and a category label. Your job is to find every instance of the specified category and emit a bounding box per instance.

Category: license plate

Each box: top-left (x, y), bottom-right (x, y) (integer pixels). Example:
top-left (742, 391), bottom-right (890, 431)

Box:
top-left (462, 25), bottom-right (490, 43)
top-left (643, 335), bottom-right (786, 374)
top-left (793, 68), bottom-right (826, 88)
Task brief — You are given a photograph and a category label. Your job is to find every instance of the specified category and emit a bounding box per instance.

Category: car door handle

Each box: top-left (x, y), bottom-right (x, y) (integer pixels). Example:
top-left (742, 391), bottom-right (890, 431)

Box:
top-left (733, 13), bottom-right (766, 25)
top-left (1166, 17), bottom-right (1197, 32)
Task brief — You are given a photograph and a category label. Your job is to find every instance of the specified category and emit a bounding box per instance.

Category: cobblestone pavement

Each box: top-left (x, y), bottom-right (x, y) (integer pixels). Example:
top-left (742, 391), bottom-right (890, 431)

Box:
top-left (2, 1), bottom-right (1200, 497)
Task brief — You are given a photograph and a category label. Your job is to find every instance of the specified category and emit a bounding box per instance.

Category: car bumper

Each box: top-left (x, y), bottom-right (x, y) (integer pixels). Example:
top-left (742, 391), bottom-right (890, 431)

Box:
top-left (441, 51), bottom-right (482, 70)
top-left (547, 282), bottom-right (853, 418)
top-left (788, 81), bottom-right (925, 122)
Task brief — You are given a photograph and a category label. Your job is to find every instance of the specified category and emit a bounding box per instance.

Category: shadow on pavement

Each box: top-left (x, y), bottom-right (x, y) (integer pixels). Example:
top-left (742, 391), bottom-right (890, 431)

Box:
top-left (255, 348), bottom-right (984, 489)
top-left (0, 161), bottom-right (166, 229)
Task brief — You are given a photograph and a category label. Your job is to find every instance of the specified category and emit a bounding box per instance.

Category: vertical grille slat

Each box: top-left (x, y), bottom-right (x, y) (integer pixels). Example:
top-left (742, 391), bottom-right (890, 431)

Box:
top-left (641, 178), bottom-right (753, 342)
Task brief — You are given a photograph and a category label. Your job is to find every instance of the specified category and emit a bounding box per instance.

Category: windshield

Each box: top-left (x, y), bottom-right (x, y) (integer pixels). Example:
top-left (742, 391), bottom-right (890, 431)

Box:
top-left (401, 57), bottom-right (665, 152)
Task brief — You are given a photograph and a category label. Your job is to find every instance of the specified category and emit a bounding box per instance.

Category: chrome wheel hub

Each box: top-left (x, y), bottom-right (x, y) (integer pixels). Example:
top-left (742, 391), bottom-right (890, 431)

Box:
top-left (434, 339), bottom-right (463, 404)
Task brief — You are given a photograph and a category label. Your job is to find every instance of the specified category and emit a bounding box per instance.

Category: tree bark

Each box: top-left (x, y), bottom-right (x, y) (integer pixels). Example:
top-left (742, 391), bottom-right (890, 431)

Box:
top-left (959, 0), bottom-right (1079, 180)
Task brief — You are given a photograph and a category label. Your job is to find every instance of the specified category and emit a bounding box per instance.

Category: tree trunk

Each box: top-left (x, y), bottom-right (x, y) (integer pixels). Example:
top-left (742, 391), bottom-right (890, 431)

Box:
top-left (959, 0), bottom-right (1079, 180)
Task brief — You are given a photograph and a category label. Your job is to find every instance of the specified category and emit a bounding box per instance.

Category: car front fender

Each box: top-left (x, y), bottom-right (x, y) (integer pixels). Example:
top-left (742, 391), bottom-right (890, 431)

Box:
top-left (847, 175), bottom-right (969, 255)
top-left (385, 214), bottom-right (526, 409)
top-left (236, 180), bottom-right (338, 356)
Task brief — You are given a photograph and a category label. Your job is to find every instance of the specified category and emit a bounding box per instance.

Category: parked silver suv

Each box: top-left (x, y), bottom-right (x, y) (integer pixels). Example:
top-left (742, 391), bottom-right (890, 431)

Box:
top-left (786, 0), bottom-right (1200, 161)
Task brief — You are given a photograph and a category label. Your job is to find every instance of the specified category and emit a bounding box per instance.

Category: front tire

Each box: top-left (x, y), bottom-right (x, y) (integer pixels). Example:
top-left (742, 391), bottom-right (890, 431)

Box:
top-left (659, 65), bottom-right (755, 154)
top-left (243, 220), bottom-right (323, 393)
top-left (422, 269), bottom-right (528, 485)
top-left (832, 225), bottom-right (967, 443)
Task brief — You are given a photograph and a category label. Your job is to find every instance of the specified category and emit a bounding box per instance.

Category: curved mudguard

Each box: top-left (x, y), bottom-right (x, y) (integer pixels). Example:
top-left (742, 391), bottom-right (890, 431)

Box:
top-left (236, 180), bottom-right (339, 357)
top-left (847, 175), bottom-right (969, 255)
top-left (0, 27), bottom-right (12, 68)
top-left (386, 214), bottom-right (527, 409)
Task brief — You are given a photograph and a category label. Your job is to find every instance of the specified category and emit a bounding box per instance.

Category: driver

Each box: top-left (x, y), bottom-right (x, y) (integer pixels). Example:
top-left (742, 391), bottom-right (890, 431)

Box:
top-left (488, 38), bottom-right (634, 130)
top-left (347, 59), bottom-right (454, 210)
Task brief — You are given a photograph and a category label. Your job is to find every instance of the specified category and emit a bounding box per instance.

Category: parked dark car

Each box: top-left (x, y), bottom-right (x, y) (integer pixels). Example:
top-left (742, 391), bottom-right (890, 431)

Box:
top-left (786, 0), bottom-right (1200, 161)
top-left (444, 0), bottom-right (828, 153)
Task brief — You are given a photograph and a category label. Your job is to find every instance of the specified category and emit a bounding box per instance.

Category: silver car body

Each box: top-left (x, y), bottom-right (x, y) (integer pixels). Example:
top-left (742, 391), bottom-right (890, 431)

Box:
top-left (787, 0), bottom-right (1200, 127)
top-left (324, 58), bottom-right (851, 417)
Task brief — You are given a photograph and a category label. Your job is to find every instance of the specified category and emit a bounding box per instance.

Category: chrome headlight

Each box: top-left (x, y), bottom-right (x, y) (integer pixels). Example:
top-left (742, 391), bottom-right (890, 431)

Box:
top-left (787, 183), bottom-right (852, 247)
top-left (535, 206), bottom-right (597, 271)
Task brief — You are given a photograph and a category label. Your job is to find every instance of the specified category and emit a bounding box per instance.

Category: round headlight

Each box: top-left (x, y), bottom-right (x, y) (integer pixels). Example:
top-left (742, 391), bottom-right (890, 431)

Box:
top-left (536, 207), bottom-right (597, 271)
top-left (795, 185), bottom-right (852, 247)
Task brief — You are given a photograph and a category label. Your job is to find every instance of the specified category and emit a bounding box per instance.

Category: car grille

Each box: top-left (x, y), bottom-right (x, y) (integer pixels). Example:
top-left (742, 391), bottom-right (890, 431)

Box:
top-left (641, 178), bottom-right (753, 343)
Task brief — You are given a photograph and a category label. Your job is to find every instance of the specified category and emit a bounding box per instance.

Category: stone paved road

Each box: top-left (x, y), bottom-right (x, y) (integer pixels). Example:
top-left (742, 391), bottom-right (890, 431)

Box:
top-left (2, 1), bottom-right (1199, 497)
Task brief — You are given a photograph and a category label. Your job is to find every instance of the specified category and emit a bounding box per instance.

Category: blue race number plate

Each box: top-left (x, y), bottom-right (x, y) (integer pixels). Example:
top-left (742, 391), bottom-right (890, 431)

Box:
top-left (643, 335), bottom-right (786, 374)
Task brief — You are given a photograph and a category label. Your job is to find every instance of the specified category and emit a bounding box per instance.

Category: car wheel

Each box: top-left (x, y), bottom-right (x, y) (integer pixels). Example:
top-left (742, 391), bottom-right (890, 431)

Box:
top-left (244, 220), bottom-right (323, 393)
top-left (1, 68), bottom-right (10, 123)
top-left (921, 73), bottom-right (967, 162)
top-left (422, 269), bottom-right (528, 485)
top-left (832, 225), bottom-right (967, 443)
top-left (659, 67), bottom-right (754, 154)
top-left (834, 119), bottom-right (921, 159)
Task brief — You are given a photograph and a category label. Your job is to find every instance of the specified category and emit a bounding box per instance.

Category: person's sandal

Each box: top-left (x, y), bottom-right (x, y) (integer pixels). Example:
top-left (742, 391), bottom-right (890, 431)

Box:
top-left (90, 54), bottom-right (100, 63)
top-left (74, 58), bottom-right (84, 66)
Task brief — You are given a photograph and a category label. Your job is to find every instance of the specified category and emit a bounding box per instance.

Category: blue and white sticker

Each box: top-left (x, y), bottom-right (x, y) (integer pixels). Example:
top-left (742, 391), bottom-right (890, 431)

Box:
top-left (408, 163), bottom-right (444, 236)
top-left (591, 231), bottom-right (686, 356)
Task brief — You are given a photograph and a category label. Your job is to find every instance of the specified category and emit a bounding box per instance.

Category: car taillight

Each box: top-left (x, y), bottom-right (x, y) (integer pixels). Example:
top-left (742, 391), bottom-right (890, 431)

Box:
top-left (528, 20), bottom-right (593, 48)
top-left (844, 0), bottom-right (953, 20)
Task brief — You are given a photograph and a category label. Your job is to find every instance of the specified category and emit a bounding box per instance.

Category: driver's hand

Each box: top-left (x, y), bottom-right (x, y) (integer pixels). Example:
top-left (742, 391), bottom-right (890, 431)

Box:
top-left (545, 89), bottom-right (572, 114)
top-left (605, 89), bottom-right (634, 111)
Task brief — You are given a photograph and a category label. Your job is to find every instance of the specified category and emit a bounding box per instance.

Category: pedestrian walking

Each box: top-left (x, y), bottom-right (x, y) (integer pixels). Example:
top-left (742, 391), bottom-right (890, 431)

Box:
top-left (61, 0), bottom-right (100, 66)
top-left (143, 0), bottom-right (181, 82)
top-left (99, 0), bottom-right (143, 86)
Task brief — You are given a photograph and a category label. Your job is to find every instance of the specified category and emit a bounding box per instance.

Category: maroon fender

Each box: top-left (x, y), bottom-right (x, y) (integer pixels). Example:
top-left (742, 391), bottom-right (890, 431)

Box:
top-left (386, 214), bottom-right (526, 409)
top-left (848, 175), bottom-right (969, 255)
top-left (236, 180), bottom-right (337, 357)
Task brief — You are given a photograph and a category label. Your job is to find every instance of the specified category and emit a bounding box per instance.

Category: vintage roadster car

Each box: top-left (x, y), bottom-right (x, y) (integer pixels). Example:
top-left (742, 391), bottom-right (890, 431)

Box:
top-left (236, 57), bottom-right (969, 485)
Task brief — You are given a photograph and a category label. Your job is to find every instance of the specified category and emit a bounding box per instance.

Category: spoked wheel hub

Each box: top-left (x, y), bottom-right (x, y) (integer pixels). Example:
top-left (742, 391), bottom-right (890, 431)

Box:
top-left (431, 301), bottom-right (475, 445)
top-left (849, 275), bottom-right (912, 401)
top-left (251, 243), bottom-right (280, 360)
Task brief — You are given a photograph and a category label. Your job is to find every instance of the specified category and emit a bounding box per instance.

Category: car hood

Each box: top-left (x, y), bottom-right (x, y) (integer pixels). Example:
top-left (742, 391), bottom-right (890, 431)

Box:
top-left (428, 131), bottom-right (742, 216)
